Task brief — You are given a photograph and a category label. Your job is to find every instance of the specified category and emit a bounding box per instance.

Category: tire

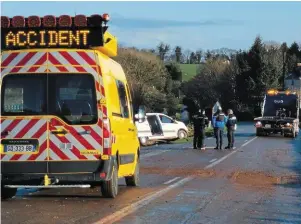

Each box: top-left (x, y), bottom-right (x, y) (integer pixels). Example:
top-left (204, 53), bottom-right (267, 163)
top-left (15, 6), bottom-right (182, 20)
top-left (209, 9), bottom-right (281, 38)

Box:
top-left (1, 186), bottom-right (17, 200)
top-left (178, 130), bottom-right (187, 139)
top-left (139, 137), bottom-right (148, 146)
top-left (292, 130), bottom-right (296, 138)
top-left (101, 162), bottom-right (118, 198)
top-left (256, 129), bottom-right (263, 136)
top-left (125, 156), bottom-right (140, 187)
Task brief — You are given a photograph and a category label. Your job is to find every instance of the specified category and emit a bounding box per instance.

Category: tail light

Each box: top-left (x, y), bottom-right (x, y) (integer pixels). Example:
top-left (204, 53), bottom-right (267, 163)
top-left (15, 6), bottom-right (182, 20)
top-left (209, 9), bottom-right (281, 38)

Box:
top-left (103, 118), bottom-right (112, 155)
top-left (255, 121), bottom-right (262, 128)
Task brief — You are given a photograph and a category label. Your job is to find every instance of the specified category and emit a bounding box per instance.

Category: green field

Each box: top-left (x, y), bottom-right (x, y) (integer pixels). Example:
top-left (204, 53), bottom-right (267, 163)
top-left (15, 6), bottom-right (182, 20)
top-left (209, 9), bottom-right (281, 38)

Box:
top-left (180, 64), bottom-right (203, 81)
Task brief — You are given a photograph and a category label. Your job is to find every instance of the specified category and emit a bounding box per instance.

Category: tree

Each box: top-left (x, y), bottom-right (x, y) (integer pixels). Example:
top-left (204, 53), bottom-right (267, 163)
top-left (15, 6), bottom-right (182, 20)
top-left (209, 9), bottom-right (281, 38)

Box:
top-left (157, 42), bottom-right (170, 61)
top-left (175, 46), bottom-right (182, 63)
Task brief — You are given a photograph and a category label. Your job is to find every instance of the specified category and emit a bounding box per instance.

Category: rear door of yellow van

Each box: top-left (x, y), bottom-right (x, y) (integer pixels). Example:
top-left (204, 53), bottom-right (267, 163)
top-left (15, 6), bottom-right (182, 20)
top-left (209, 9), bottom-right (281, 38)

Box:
top-left (1, 51), bottom-right (49, 173)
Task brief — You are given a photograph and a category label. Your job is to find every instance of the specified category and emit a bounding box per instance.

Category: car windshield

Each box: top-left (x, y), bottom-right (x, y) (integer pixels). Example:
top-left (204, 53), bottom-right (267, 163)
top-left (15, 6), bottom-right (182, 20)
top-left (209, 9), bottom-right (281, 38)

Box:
top-left (1, 73), bottom-right (97, 125)
top-left (263, 94), bottom-right (298, 118)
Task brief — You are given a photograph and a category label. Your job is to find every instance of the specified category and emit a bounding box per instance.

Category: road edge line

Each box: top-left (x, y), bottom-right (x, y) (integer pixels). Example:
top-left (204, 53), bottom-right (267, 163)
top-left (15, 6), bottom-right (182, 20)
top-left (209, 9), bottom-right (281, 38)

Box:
top-left (204, 136), bottom-right (258, 170)
top-left (93, 177), bottom-right (193, 224)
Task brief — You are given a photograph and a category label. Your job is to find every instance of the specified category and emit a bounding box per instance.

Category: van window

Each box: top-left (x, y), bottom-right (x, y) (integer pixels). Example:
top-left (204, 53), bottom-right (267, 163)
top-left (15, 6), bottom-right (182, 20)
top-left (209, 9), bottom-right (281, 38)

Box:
top-left (1, 73), bottom-right (97, 125)
top-left (1, 74), bottom-right (47, 115)
top-left (159, 115), bottom-right (174, 124)
top-left (126, 84), bottom-right (134, 119)
top-left (116, 80), bottom-right (129, 118)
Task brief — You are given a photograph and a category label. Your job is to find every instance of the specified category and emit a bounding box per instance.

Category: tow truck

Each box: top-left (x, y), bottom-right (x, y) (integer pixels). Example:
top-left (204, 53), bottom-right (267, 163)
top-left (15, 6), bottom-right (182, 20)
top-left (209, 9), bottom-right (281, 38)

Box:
top-left (254, 89), bottom-right (300, 138)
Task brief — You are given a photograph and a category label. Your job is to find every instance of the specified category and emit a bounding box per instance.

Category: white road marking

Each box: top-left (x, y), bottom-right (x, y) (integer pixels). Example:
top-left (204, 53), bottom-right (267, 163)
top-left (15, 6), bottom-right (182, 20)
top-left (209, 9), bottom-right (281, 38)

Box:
top-left (93, 177), bottom-right (193, 224)
top-left (163, 177), bottom-right (181, 185)
top-left (209, 158), bottom-right (217, 163)
top-left (204, 137), bottom-right (258, 169)
top-left (141, 150), bottom-right (170, 159)
top-left (95, 136), bottom-right (258, 223)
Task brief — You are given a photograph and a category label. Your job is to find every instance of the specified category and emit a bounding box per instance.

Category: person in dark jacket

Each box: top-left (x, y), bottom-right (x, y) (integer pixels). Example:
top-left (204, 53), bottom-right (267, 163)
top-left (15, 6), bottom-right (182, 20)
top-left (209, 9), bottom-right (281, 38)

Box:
top-left (192, 109), bottom-right (209, 149)
top-left (212, 107), bottom-right (228, 150)
top-left (225, 109), bottom-right (237, 149)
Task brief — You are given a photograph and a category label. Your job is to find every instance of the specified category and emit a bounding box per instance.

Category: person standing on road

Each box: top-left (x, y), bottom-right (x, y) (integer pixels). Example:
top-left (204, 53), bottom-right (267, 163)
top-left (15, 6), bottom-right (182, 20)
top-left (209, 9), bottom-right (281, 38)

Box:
top-left (199, 109), bottom-right (209, 150)
top-left (212, 107), bottom-right (227, 150)
top-left (225, 109), bottom-right (237, 150)
top-left (192, 109), bottom-right (208, 149)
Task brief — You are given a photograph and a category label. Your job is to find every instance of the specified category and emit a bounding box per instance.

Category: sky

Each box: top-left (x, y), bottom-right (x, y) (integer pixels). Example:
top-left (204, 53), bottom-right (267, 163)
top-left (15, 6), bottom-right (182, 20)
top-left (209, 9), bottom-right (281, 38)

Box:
top-left (1, 1), bottom-right (301, 51)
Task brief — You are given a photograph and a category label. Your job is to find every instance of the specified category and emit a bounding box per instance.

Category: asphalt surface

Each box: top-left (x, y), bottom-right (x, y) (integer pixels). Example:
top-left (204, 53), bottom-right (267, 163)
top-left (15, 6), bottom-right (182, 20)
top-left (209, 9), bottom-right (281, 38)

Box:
top-left (2, 122), bottom-right (301, 224)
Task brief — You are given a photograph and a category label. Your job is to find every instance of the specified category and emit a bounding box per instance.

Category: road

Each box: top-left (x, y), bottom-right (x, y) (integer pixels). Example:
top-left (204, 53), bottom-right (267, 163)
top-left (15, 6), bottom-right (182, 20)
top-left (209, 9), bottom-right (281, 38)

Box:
top-left (2, 122), bottom-right (301, 224)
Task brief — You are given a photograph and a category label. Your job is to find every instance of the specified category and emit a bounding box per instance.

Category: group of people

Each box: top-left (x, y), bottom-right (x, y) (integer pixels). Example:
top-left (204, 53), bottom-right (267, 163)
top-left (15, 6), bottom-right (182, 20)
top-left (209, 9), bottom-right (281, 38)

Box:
top-left (192, 106), bottom-right (237, 150)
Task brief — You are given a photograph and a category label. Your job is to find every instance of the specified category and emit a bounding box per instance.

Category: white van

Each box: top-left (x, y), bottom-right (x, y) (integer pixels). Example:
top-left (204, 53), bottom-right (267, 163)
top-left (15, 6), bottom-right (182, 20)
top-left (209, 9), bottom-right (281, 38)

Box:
top-left (135, 113), bottom-right (188, 146)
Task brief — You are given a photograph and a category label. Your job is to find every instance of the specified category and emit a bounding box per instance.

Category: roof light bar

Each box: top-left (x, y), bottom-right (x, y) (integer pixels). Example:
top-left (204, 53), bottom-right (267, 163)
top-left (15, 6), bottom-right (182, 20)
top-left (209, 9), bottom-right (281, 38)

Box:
top-left (74, 15), bottom-right (87, 27)
top-left (28, 15), bottom-right (41, 28)
top-left (1, 16), bottom-right (10, 28)
top-left (43, 15), bottom-right (56, 27)
top-left (12, 16), bottom-right (25, 28)
top-left (58, 15), bottom-right (72, 27)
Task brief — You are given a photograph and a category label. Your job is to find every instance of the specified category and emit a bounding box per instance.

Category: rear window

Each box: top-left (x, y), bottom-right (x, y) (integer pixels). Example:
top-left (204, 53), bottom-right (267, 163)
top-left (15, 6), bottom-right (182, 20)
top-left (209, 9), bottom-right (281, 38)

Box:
top-left (263, 94), bottom-right (298, 118)
top-left (1, 73), bottom-right (97, 125)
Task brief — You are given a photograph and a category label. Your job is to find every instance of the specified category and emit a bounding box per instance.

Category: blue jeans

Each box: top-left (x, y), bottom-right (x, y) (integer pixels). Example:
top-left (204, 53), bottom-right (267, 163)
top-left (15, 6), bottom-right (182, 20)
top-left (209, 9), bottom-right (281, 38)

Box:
top-left (214, 128), bottom-right (224, 148)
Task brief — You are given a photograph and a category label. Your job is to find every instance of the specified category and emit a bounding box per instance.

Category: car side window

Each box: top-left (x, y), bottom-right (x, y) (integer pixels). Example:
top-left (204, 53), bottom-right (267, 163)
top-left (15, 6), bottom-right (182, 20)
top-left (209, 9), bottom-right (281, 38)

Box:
top-left (116, 80), bottom-right (129, 118)
top-left (159, 115), bottom-right (174, 124)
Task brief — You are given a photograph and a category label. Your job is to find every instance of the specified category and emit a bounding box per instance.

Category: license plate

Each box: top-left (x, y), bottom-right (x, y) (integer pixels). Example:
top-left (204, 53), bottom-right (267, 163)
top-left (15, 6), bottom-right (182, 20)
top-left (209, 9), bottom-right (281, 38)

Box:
top-left (4, 145), bottom-right (36, 153)
top-left (265, 124), bottom-right (271, 128)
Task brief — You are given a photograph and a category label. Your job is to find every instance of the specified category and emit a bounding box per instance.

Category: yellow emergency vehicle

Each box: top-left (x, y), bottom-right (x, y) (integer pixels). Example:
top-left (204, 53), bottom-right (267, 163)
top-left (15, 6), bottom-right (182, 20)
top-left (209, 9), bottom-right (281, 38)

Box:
top-left (0, 14), bottom-right (145, 199)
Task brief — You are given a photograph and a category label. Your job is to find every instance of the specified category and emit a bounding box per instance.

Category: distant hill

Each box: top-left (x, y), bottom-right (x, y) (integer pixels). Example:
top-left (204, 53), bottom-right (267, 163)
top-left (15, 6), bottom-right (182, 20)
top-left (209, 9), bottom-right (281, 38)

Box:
top-left (179, 64), bottom-right (204, 81)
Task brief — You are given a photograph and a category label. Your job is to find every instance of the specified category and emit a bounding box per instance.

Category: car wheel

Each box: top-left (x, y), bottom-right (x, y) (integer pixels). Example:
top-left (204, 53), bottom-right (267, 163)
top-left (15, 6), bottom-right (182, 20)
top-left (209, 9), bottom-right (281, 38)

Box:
top-left (178, 130), bottom-right (187, 139)
top-left (1, 186), bottom-right (17, 200)
top-left (101, 161), bottom-right (118, 198)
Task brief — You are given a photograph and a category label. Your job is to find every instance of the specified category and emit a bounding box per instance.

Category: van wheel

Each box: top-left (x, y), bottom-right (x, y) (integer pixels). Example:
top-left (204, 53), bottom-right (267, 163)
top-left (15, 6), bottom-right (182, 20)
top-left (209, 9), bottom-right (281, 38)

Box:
top-left (101, 163), bottom-right (118, 198)
top-left (125, 157), bottom-right (140, 187)
top-left (1, 186), bottom-right (17, 200)
top-left (178, 130), bottom-right (187, 139)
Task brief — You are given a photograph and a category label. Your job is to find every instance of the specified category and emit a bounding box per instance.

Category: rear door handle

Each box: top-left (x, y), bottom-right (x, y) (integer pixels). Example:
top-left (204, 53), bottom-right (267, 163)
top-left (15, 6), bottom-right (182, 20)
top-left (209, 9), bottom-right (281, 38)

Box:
top-left (51, 129), bottom-right (68, 135)
top-left (128, 128), bottom-right (135, 132)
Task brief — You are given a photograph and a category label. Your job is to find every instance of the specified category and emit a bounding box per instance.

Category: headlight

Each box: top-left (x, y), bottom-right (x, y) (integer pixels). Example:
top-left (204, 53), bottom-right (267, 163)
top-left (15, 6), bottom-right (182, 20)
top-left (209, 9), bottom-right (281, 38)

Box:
top-left (285, 123), bottom-right (292, 127)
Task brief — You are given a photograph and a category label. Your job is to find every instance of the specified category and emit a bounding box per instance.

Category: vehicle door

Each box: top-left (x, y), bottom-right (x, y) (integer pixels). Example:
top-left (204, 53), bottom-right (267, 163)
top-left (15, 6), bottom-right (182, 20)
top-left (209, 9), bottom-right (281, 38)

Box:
top-left (1, 73), bottom-right (48, 173)
top-left (158, 114), bottom-right (178, 138)
top-left (47, 72), bottom-right (103, 173)
top-left (115, 80), bottom-right (136, 176)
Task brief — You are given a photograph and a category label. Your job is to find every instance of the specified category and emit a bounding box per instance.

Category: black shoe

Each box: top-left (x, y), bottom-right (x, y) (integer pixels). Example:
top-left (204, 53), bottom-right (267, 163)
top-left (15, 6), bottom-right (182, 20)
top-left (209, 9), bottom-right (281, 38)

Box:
top-left (225, 146), bottom-right (230, 149)
top-left (214, 147), bottom-right (219, 150)
top-left (193, 147), bottom-right (197, 149)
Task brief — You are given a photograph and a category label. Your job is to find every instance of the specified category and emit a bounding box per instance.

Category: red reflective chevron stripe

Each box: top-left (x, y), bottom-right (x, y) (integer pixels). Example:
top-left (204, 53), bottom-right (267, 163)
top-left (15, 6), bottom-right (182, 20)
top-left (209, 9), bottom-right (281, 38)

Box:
top-left (14, 119), bottom-right (39, 138)
top-left (48, 53), bottom-right (68, 72)
top-left (27, 53), bottom-right (47, 72)
top-left (49, 140), bottom-right (70, 160)
top-left (59, 51), bottom-right (87, 72)
top-left (77, 51), bottom-right (97, 66)
top-left (10, 52), bottom-right (37, 73)
top-left (1, 52), bottom-right (19, 67)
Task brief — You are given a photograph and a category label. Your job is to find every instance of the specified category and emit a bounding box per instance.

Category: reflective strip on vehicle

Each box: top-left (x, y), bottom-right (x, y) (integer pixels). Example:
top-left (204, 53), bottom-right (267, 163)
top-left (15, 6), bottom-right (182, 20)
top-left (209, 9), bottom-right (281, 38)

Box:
top-left (1, 50), bottom-right (107, 161)
top-left (0, 119), bottom-right (48, 161)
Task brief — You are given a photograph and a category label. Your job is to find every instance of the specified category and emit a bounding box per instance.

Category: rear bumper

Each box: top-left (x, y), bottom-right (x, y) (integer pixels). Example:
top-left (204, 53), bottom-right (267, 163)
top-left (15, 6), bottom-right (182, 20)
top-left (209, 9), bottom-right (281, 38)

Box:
top-left (1, 156), bottom-right (115, 185)
top-left (257, 127), bottom-right (294, 133)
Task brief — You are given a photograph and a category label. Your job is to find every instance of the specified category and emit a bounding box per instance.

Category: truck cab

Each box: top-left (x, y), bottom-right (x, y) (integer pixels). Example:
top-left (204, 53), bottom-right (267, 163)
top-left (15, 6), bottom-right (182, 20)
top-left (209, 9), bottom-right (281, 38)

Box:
top-left (254, 89), bottom-right (300, 138)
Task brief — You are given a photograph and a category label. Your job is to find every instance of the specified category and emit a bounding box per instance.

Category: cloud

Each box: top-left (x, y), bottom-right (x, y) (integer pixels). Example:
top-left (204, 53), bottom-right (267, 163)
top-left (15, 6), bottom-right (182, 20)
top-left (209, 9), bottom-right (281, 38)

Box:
top-left (109, 16), bottom-right (244, 29)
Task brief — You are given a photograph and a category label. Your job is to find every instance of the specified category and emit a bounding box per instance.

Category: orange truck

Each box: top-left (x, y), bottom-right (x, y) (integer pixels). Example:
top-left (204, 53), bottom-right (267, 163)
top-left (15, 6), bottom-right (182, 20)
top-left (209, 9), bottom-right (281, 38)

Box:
top-left (0, 14), bottom-right (145, 199)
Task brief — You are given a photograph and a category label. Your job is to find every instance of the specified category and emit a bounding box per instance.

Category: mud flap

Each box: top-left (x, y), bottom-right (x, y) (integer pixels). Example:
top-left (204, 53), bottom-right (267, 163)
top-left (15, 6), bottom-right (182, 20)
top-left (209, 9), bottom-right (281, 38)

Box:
top-left (101, 155), bottom-right (117, 181)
